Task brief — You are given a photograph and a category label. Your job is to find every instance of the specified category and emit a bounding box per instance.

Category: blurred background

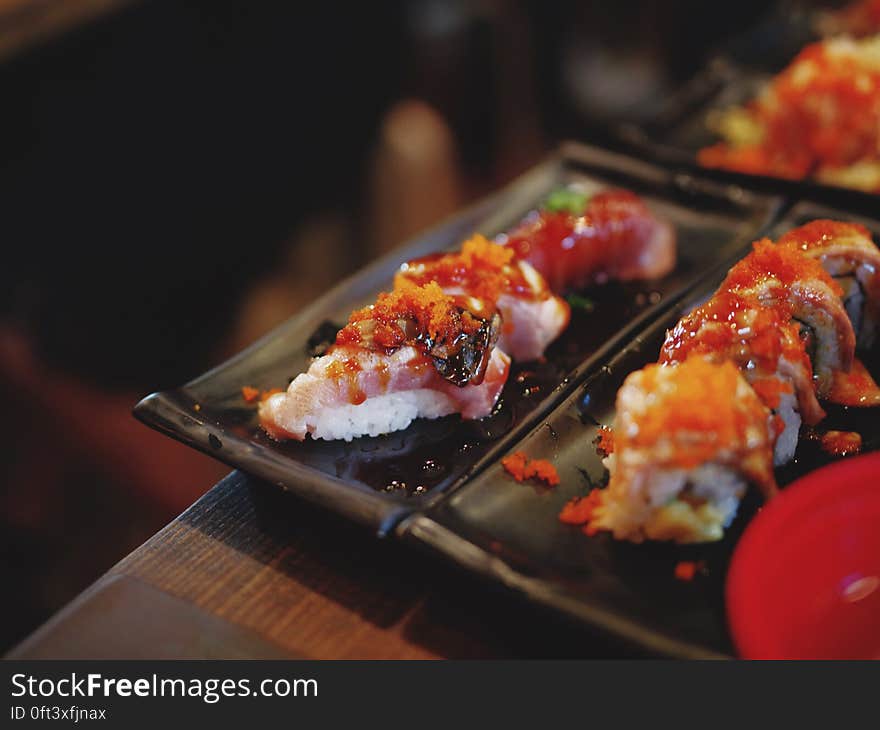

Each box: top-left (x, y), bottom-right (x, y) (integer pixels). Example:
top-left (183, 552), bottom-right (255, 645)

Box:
top-left (0, 0), bottom-right (794, 652)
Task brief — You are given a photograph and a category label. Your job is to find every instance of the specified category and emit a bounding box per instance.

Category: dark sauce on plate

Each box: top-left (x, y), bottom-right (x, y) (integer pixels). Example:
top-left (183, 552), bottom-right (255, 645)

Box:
top-left (252, 280), bottom-right (666, 497)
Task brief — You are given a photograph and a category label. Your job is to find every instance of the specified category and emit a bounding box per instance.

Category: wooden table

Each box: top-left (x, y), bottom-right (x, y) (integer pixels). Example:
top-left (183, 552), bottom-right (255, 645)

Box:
top-left (9, 472), bottom-right (643, 659)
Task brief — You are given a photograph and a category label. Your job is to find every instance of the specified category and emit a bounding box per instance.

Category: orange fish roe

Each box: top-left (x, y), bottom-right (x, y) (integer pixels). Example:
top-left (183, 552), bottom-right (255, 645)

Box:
top-left (722, 239), bottom-right (842, 297)
top-left (624, 359), bottom-right (771, 470)
top-left (698, 143), bottom-right (810, 180)
top-left (698, 37), bottom-right (880, 183)
top-left (460, 234), bottom-right (515, 269)
top-left (777, 219), bottom-right (872, 252)
top-left (820, 430), bottom-right (863, 456)
top-left (558, 490), bottom-right (603, 525)
top-left (530, 459), bottom-right (561, 486)
top-left (501, 451), bottom-right (530, 480)
top-left (395, 234), bottom-right (543, 305)
top-left (674, 561), bottom-right (702, 581)
top-left (595, 426), bottom-right (615, 455)
top-left (660, 289), bottom-right (810, 380)
top-left (335, 281), bottom-right (483, 351)
top-left (502, 451), bottom-right (560, 486)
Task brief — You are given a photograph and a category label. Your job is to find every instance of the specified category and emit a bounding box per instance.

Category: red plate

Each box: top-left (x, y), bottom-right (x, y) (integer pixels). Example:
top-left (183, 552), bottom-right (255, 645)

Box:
top-left (727, 451), bottom-right (880, 659)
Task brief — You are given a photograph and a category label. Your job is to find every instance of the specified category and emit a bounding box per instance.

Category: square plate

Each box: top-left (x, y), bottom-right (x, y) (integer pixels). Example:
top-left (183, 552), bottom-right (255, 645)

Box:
top-left (134, 142), bottom-right (782, 535)
top-left (400, 201), bottom-right (880, 658)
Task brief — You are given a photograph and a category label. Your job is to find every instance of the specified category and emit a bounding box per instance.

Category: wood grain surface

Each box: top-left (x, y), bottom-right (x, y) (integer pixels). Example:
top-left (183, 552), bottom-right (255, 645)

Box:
top-left (16, 472), bottom-right (643, 659)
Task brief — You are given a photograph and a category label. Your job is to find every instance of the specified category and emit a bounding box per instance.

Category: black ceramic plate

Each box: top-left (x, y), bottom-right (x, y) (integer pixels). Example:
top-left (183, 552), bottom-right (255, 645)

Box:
top-left (616, 56), bottom-right (880, 215)
top-left (134, 142), bottom-right (781, 536)
top-left (400, 201), bottom-right (880, 658)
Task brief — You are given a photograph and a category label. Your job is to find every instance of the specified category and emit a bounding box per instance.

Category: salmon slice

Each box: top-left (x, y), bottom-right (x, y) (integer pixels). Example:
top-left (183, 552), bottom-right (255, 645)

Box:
top-left (260, 345), bottom-right (510, 442)
top-left (396, 235), bottom-right (570, 361)
top-left (503, 190), bottom-right (676, 293)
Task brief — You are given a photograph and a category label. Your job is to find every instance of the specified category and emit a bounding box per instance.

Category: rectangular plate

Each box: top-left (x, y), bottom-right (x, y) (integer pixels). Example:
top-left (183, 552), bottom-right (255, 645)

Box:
top-left (616, 57), bottom-right (880, 216)
top-left (400, 201), bottom-right (880, 658)
top-left (134, 142), bottom-right (782, 535)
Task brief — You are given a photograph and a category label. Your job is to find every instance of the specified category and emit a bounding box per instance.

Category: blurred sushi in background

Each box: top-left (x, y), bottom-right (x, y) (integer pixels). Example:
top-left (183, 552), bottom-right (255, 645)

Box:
top-left (699, 35), bottom-right (880, 192)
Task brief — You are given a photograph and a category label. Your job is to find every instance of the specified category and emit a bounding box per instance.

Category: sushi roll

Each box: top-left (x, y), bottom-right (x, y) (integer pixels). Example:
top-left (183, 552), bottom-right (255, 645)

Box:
top-left (778, 219), bottom-right (880, 349)
top-left (719, 239), bottom-right (856, 396)
top-left (502, 189), bottom-right (677, 293)
top-left (259, 282), bottom-right (510, 441)
top-left (588, 358), bottom-right (777, 544)
top-left (584, 221), bottom-right (880, 545)
top-left (660, 290), bottom-right (825, 466)
top-left (395, 235), bottom-right (570, 361)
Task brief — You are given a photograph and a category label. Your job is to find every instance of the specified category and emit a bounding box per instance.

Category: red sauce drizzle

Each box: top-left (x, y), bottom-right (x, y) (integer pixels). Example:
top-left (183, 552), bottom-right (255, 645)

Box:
top-left (827, 357), bottom-right (880, 406)
top-left (721, 239), bottom-right (842, 297)
top-left (376, 360), bottom-right (391, 391)
top-left (820, 430), bottom-right (863, 456)
top-left (660, 288), bottom-right (810, 382)
top-left (595, 426), bottom-right (615, 455)
top-left (777, 219), bottom-right (872, 251)
top-left (327, 358), bottom-right (366, 405)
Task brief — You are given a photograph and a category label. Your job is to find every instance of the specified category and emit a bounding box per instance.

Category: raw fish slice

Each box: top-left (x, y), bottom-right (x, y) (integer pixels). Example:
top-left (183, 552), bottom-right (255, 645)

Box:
top-left (260, 345), bottom-right (510, 442)
top-left (503, 190), bottom-right (676, 293)
top-left (260, 281), bottom-right (510, 442)
top-left (396, 235), bottom-right (570, 361)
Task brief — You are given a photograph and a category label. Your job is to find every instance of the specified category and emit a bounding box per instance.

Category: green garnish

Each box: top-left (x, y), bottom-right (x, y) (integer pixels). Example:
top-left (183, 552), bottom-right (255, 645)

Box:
top-left (566, 293), bottom-right (595, 312)
top-left (544, 187), bottom-right (590, 215)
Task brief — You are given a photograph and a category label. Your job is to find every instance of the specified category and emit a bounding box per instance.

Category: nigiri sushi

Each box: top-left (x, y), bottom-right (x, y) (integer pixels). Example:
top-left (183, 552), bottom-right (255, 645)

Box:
top-left (260, 187), bottom-right (678, 443)
top-left (395, 235), bottom-right (570, 361)
top-left (259, 282), bottom-right (510, 441)
top-left (502, 189), bottom-right (676, 293)
top-left (588, 358), bottom-right (777, 544)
